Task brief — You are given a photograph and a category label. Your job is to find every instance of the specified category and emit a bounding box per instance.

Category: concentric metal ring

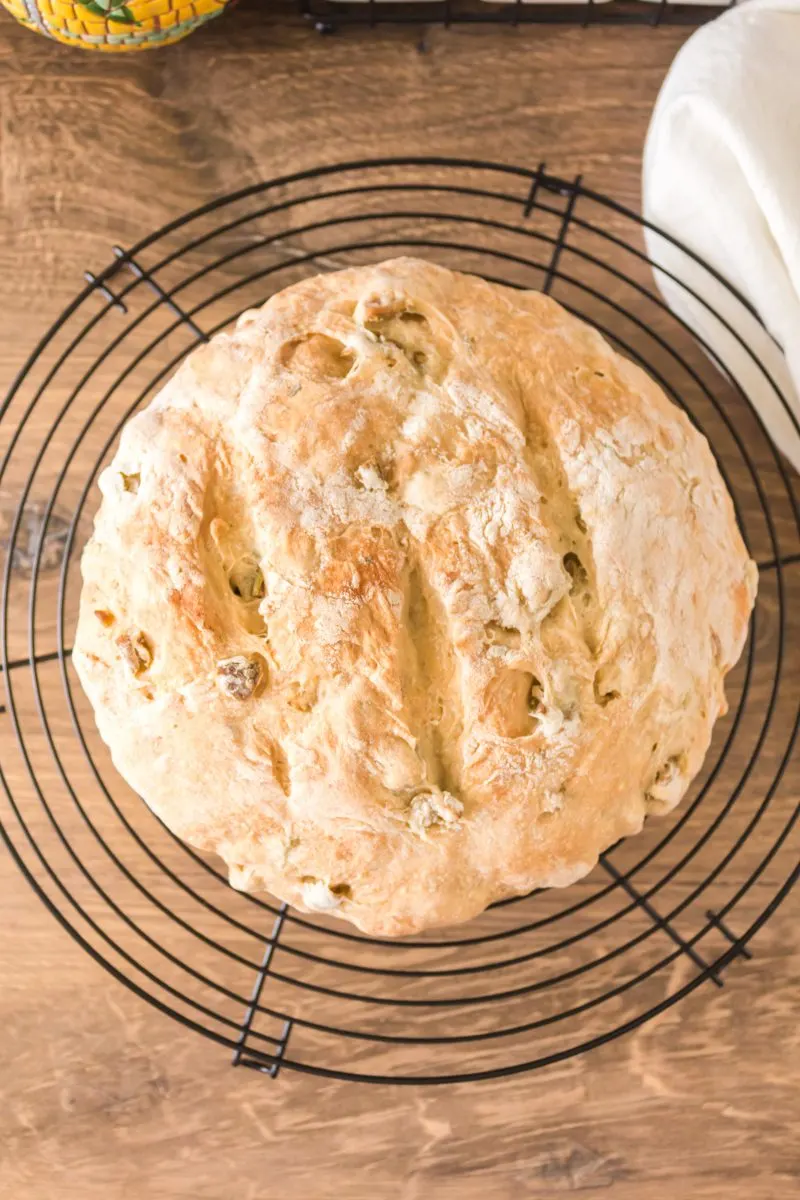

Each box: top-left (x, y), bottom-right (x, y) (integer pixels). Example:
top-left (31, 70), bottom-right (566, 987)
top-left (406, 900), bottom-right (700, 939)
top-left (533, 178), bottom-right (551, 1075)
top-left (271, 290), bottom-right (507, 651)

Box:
top-left (1, 159), bottom-right (797, 1083)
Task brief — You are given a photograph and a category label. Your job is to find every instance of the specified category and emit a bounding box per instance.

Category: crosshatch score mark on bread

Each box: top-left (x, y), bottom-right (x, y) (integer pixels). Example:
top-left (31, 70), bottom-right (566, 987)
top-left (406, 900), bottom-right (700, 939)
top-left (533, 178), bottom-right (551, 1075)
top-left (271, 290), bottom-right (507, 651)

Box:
top-left (74, 258), bottom-right (757, 937)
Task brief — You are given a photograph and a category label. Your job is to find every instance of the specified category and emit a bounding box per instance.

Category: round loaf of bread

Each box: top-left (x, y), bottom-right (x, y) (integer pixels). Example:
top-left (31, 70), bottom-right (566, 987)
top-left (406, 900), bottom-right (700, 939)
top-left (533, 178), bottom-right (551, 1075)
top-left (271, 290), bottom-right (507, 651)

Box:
top-left (74, 258), bottom-right (757, 937)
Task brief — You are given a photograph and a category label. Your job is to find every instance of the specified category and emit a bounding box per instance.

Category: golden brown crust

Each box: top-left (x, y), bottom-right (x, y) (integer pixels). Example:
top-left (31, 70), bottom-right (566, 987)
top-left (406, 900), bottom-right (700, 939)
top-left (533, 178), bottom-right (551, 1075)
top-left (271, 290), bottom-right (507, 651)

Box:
top-left (73, 258), bottom-right (757, 936)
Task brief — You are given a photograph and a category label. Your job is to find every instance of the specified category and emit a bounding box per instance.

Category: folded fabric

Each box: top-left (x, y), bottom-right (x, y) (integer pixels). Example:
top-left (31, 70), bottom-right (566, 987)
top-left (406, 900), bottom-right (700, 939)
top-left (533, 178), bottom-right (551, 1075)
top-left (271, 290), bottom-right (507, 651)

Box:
top-left (643, 0), bottom-right (800, 472)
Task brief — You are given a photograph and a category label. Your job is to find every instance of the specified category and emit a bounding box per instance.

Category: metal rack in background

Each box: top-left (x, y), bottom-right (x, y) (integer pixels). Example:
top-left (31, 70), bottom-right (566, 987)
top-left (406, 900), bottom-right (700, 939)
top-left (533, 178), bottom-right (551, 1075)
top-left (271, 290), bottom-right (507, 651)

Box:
top-left (299, 0), bottom-right (733, 33)
top-left (0, 158), bottom-right (797, 1085)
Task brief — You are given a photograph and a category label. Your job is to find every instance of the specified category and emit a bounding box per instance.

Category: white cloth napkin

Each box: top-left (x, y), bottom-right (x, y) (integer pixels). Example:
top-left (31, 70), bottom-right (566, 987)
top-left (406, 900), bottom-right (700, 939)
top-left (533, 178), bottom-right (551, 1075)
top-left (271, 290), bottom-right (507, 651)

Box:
top-left (643, 0), bottom-right (800, 472)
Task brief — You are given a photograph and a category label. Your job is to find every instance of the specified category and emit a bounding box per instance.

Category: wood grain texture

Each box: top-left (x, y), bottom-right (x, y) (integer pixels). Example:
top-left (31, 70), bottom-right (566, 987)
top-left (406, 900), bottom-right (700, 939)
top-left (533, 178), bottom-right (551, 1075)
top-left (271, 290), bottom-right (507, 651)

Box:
top-left (0, 4), bottom-right (798, 1199)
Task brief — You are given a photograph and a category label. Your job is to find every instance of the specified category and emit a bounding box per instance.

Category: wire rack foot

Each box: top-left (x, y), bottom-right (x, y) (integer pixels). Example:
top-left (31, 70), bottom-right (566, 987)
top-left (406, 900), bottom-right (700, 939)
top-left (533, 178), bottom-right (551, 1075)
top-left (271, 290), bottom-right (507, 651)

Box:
top-left (232, 905), bottom-right (294, 1079)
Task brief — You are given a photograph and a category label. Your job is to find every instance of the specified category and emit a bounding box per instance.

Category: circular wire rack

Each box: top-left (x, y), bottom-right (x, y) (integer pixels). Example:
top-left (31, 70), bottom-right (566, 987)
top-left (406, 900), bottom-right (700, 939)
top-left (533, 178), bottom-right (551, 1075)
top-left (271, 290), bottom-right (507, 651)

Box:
top-left (1, 158), bottom-right (798, 1086)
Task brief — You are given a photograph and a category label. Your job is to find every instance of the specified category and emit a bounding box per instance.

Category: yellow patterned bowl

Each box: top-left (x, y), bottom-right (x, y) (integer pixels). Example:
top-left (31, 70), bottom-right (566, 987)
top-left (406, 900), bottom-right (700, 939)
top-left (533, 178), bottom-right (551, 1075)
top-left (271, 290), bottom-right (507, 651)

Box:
top-left (1, 0), bottom-right (233, 51)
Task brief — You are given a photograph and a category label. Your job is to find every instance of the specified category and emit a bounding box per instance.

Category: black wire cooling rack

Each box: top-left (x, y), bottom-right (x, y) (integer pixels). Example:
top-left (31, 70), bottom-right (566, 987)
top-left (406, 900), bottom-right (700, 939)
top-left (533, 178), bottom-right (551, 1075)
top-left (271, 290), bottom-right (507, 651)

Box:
top-left (1, 158), bottom-right (798, 1086)
top-left (299, 0), bottom-right (728, 33)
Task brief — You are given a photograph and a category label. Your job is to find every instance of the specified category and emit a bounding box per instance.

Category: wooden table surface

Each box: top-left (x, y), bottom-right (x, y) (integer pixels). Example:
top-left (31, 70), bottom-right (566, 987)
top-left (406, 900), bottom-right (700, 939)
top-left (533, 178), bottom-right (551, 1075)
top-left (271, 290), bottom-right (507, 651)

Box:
top-left (1, 5), bottom-right (798, 1198)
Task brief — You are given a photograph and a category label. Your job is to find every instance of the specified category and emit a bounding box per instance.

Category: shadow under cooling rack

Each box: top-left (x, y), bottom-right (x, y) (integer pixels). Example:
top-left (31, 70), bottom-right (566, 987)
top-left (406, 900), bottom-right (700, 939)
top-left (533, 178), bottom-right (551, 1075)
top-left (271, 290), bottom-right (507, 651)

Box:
top-left (0, 158), bottom-right (798, 1084)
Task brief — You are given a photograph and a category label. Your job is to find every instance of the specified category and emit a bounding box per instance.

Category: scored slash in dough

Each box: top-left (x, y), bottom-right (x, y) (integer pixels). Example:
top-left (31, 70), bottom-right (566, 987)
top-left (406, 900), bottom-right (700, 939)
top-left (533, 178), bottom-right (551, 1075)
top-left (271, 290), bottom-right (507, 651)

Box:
top-left (74, 257), bottom-right (757, 937)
